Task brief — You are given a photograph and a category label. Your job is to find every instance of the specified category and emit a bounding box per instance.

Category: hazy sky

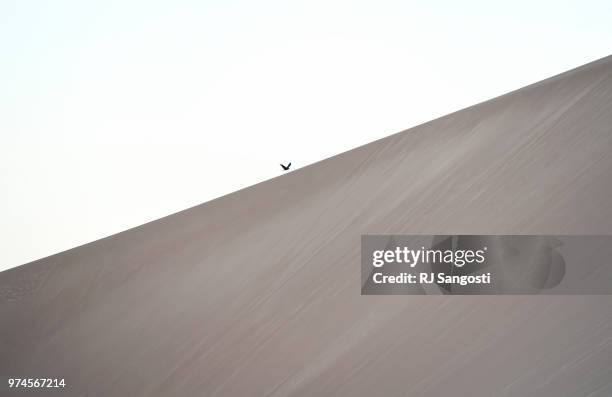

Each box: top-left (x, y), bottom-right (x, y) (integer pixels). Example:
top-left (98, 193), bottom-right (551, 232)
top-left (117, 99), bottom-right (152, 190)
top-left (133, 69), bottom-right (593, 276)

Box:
top-left (1, 0), bottom-right (611, 271)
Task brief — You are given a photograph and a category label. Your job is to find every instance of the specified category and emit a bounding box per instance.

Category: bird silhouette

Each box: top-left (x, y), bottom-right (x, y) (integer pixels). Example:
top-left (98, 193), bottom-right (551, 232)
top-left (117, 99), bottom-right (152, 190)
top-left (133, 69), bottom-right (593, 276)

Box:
top-left (280, 162), bottom-right (291, 171)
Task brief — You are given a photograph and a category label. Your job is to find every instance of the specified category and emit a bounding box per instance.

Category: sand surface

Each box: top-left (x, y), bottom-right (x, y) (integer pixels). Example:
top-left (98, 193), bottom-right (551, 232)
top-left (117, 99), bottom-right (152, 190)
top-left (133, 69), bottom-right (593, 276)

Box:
top-left (1, 56), bottom-right (612, 396)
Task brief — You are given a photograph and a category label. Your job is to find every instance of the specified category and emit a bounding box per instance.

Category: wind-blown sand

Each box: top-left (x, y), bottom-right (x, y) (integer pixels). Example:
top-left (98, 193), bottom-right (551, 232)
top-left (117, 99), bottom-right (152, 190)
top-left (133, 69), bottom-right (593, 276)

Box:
top-left (1, 56), bottom-right (612, 396)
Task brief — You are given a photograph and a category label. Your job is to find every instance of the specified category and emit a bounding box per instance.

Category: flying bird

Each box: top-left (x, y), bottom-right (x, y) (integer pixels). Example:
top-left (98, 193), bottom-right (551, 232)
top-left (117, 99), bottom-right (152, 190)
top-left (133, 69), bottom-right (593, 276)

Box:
top-left (281, 162), bottom-right (291, 171)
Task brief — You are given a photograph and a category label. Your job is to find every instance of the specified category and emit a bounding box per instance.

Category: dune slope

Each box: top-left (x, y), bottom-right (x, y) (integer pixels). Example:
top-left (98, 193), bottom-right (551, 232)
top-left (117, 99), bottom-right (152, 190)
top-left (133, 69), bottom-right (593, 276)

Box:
top-left (2, 56), bottom-right (612, 396)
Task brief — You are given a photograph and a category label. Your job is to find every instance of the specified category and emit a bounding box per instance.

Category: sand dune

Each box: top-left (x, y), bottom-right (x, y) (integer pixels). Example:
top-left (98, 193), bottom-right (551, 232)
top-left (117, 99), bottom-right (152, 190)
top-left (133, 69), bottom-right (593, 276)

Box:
top-left (1, 56), bottom-right (612, 396)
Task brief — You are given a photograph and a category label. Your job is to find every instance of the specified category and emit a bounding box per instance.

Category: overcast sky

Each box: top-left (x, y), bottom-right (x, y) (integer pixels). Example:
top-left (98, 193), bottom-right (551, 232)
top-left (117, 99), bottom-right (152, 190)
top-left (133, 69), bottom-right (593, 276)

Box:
top-left (1, 0), bottom-right (611, 271)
